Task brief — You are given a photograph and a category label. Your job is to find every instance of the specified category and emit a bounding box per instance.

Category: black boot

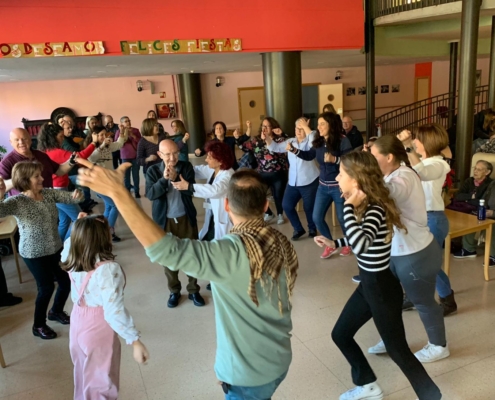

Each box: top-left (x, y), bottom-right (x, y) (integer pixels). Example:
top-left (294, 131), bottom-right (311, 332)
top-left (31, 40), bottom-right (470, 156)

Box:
top-left (439, 290), bottom-right (457, 316)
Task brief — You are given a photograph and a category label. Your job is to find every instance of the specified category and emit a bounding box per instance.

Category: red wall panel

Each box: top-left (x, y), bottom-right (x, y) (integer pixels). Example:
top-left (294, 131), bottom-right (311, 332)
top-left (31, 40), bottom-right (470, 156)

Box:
top-left (0, 0), bottom-right (364, 55)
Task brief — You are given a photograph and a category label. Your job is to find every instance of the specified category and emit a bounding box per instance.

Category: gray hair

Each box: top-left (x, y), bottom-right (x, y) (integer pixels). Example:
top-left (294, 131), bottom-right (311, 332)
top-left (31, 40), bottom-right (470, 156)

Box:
top-left (477, 160), bottom-right (493, 175)
top-left (120, 116), bottom-right (129, 123)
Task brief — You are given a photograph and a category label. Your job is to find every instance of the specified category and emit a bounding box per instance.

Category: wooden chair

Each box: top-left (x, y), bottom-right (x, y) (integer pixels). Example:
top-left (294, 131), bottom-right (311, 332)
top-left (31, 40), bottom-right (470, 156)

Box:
top-left (0, 216), bottom-right (22, 283)
top-left (0, 343), bottom-right (5, 368)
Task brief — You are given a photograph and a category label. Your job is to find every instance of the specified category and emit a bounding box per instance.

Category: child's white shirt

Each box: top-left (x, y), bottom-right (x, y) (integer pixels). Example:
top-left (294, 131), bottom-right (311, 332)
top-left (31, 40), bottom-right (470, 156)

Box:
top-left (64, 238), bottom-right (140, 345)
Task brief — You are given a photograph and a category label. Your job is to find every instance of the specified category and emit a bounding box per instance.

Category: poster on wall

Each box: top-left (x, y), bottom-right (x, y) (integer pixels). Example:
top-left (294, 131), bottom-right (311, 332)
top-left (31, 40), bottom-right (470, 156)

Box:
top-left (346, 87), bottom-right (355, 96)
top-left (392, 85), bottom-right (400, 93)
top-left (381, 85), bottom-right (390, 94)
top-left (358, 87), bottom-right (366, 95)
top-left (155, 103), bottom-right (177, 119)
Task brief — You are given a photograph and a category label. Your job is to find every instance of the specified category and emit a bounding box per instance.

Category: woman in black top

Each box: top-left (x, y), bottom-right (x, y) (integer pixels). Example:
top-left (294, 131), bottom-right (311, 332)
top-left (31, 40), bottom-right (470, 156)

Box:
top-left (314, 151), bottom-right (441, 400)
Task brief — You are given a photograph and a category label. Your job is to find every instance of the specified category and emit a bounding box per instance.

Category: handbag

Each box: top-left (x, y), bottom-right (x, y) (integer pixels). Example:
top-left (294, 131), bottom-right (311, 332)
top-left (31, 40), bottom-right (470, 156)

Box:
top-left (446, 200), bottom-right (478, 214)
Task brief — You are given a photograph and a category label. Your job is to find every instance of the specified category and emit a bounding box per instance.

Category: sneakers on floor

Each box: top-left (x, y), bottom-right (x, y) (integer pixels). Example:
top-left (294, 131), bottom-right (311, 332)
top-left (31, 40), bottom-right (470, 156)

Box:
top-left (321, 246), bottom-right (338, 259)
top-left (402, 296), bottom-right (415, 311)
top-left (277, 214), bottom-right (285, 225)
top-left (482, 256), bottom-right (495, 267)
top-left (368, 339), bottom-right (387, 354)
top-left (453, 248), bottom-right (477, 258)
top-left (340, 246), bottom-right (352, 256)
top-left (339, 381), bottom-right (384, 400)
top-left (414, 342), bottom-right (450, 363)
top-left (352, 275), bottom-right (361, 283)
top-left (264, 213), bottom-right (274, 223)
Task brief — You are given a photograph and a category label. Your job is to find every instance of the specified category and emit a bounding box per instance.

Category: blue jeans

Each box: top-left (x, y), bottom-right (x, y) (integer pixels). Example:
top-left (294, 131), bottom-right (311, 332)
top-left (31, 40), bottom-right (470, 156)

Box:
top-left (69, 175), bottom-right (92, 209)
top-left (97, 194), bottom-right (119, 228)
top-left (123, 158), bottom-right (140, 194)
top-left (55, 188), bottom-right (81, 240)
top-left (224, 371), bottom-right (287, 400)
top-left (282, 179), bottom-right (319, 233)
top-left (312, 184), bottom-right (344, 240)
top-left (427, 211), bottom-right (453, 298)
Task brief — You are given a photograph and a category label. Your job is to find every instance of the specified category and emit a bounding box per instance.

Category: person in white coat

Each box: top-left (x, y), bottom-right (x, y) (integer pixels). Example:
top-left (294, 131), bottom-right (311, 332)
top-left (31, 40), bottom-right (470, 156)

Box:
top-left (172, 141), bottom-right (235, 290)
top-left (88, 128), bottom-right (126, 241)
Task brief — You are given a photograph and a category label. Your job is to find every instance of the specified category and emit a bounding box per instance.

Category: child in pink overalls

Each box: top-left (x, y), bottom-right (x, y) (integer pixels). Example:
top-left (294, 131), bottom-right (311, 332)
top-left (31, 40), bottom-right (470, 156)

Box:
top-left (62, 214), bottom-right (149, 400)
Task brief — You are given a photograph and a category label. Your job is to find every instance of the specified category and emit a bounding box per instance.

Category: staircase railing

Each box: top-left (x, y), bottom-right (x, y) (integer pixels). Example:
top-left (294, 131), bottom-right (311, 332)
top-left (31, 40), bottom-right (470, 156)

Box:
top-left (374, 0), bottom-right (461, 18)
top-left (375, 85), bottom-right (489, 136)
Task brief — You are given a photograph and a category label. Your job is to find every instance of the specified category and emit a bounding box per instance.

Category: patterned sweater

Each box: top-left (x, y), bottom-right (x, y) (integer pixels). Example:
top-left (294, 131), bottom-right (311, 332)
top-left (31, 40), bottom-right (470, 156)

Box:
top-left (241, 135), bottom-right (289, 173)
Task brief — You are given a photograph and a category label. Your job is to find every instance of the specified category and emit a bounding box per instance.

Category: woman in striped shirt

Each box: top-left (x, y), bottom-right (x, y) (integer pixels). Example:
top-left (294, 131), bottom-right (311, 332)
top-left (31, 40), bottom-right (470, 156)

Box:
top-left (314, 151), bottom-right (441, 400)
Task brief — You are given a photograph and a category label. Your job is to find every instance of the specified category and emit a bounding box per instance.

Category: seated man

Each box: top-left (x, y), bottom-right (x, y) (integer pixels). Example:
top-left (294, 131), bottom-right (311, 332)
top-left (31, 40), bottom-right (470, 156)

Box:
top-left (454, 178), bottom-right (495, 266)
top-left (454, 160), bottom-right (492, 206)
top-left (76, 162), bottom-right (298, 399)
top-left (342, 116), bottom-right (363, 150)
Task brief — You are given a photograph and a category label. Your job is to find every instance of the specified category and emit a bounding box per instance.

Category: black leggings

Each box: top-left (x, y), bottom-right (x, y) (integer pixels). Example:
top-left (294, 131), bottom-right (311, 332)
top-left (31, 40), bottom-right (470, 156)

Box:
top-left (22, 250), bottom-right (70, 327)
top-left (259, 170), bottom-right (288, 216)
top-left (332, 268), bottom-right (441, 400)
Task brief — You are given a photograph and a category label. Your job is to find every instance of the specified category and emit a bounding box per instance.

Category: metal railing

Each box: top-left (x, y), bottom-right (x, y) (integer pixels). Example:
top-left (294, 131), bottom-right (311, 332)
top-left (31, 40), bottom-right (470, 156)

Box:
top-left (374, 0), bottom-right (460, 18)
top-left (375, 85), bottom-right (489, 136)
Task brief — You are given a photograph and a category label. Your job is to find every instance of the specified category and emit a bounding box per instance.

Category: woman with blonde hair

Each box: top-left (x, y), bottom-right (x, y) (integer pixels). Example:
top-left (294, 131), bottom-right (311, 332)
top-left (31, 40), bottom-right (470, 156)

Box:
top-left (397, 123), bottom-right (457, 316)
top-left (314, 151), bottom-right (441, 400)
top-left (83, 116), bottom-right (99, 137)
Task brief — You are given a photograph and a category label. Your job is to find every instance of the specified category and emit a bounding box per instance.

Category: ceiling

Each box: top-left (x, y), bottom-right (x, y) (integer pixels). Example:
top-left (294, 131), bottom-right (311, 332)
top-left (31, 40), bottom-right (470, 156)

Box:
top-left (0, 49), bottom-right (455, 83)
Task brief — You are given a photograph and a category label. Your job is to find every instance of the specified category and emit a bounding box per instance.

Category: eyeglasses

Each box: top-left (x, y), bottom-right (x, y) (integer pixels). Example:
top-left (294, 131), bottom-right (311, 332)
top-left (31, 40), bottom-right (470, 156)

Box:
top-left (473, 167), bottom-right (487, 172)
top-left (158, 151), bottom-right (180, 157)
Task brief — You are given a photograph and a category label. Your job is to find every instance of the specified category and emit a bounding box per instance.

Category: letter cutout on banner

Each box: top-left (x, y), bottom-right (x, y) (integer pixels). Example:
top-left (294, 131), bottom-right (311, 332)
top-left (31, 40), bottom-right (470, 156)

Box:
top-left (0, 41), bottom-right (105, 58)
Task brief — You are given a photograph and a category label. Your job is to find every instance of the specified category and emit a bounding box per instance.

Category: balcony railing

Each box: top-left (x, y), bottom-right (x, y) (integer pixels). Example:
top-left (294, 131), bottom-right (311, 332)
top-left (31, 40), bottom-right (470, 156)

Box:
top-left (375, 85), bottom-right (489, 136)
top-left (374, 0), bottom-right (461, 18)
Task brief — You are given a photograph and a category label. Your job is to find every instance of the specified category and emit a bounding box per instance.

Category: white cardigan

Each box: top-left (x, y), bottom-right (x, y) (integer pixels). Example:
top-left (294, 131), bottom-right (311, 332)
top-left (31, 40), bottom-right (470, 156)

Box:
top-left (193, 165), bottom-right (234, 240)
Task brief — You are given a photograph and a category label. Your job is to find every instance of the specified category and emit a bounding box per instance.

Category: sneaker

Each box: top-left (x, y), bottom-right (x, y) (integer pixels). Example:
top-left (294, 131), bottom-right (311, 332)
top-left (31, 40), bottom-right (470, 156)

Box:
top-left (402, 296), bottom-right (415, 311)
top-left (308, 230), bottom-right (317, 238)
top-left (277, 214), bottom-right (285, 225)
top-left (291, 230), bottom-right (306, 241)
top-left (264, 213), bottom-right (274, 223)
top-left (339, 381), bottom-right (384, 400)
top-left (321, 246), bottom-right (338, 259)
top-left (414, 342), bottom-right (450, 363)
top-left (482, 256), bottom-right (495, 267)
top-left (453, 248), bottom-right (477, 259)
top-left (352, 275), bottom-right (361, 283)
top-left (340, 246), bottom-right (352, 257)
top-left (112, 233), bottom-right (121, 243)
top-left (368, 339), bottom-right (387, 354)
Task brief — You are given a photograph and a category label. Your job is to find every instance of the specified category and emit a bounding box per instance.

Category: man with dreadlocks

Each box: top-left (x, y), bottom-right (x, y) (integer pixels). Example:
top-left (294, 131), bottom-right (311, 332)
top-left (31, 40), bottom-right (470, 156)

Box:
top-left (76, 160), bottom-right (298, 399)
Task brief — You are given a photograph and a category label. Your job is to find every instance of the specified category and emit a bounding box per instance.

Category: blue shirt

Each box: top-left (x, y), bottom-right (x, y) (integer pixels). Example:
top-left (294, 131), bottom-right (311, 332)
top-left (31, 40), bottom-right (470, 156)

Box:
top-left (267, 131), bottom-right (319, 187)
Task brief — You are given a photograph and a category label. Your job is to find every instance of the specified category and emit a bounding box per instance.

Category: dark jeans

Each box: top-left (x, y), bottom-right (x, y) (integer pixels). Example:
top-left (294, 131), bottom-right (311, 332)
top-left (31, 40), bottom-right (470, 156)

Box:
top-left (282, 179), bottom-right (319, 232)
top-left (332, 268), bottom-right (441, 400)
top-left (22, 250), bottom-right (70, 327)
top-left (69, 175), bottom-right (92, 210)
top-left (313, 184), bottom-right (345, 239)
top-left (112, 150), bottom-right (121, 169)
top-left (260, 170), bottom-right (288, 216)
top-left (123, 158), bottom-right (140, 194)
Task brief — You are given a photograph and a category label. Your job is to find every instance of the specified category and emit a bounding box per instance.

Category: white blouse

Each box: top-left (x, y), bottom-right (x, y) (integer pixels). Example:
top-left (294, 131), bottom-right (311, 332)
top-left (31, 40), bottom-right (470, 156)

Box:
top-left (67, 252), bottom-right (140, 345)
top-left (412, 156), bottom-right (451, 212)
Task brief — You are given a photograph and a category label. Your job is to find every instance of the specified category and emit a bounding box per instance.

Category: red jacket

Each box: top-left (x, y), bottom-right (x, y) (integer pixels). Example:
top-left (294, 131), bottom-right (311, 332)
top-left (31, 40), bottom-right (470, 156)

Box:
top-left (46, 144), bottom-right (96, 188)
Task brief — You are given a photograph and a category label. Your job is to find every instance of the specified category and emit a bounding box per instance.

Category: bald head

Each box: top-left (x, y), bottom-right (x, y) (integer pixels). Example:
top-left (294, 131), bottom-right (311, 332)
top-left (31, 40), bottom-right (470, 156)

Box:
top-left (10, 128), bottom-right (32, 156)
top-left (226, 169), bottom-right (269, 219)
top-left (158, 139), bottom-right (179, 166)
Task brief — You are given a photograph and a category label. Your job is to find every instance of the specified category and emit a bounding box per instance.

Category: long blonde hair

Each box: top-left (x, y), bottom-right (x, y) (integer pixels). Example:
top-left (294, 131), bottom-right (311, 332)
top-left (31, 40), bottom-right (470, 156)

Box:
top-left (340, 151), bottom-right (407, 242)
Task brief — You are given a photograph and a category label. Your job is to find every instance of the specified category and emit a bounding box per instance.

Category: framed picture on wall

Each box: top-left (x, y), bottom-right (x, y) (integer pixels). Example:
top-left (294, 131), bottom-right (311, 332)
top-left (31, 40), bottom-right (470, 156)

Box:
top-left (392, 84), bottom-right (400, 93)
top-left (155, 103), bottom-right (177, 119)
top-left (381, 85), bottom-right (390, 94)
top-left (358, 87), bottom-right (366, 95)
top-left (346, 87), bottom-right (355, 96)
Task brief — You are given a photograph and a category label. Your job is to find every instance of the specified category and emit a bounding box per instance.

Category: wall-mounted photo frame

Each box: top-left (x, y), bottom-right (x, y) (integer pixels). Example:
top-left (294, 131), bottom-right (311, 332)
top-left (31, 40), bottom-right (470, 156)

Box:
top-left (155, 103), bottom-right (177, 119)
top-left (346, 87), bottom-right (356, 96)
top-left (381, 85), bottom-right (390, 94)
top-left (392, 84), bottom-right (400, 93)
top-left (358, 87), bottom-right (366, 95)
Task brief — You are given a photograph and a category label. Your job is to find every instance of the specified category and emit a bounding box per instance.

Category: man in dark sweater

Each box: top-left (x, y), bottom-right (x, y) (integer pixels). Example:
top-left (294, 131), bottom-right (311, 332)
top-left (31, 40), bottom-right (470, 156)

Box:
top-left (342, 116), bottom-right (363, 150)
top-left (145, 140), bottom-right (205, 308)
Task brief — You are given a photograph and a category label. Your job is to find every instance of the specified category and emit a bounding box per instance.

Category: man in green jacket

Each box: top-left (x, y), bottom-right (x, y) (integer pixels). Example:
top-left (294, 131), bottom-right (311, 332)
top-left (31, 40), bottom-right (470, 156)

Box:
top-left (76, 159), bottom-right (298, 399)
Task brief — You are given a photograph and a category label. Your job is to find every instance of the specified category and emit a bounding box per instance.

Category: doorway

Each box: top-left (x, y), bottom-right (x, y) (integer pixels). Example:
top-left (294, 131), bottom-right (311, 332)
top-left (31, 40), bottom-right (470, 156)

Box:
top-left (415, 76), bottom-right (431, 122)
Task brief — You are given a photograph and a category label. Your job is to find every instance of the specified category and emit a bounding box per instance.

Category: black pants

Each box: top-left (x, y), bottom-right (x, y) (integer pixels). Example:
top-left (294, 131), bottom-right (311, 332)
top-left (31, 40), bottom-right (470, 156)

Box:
top-left (332, 268), bottom-right (441, 400)
top-left (259, 170), bottom-right (288, 216)
top-left (112, 150), bottom-right (121, 169)
top-left (0, 257), bottom-right (8, 299)
top-left (22, 250), bottom-right (71, 327)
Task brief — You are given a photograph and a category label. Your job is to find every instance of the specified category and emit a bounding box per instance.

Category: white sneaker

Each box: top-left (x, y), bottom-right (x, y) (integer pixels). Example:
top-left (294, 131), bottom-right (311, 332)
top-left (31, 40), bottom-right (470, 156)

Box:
top-left (339, 381), bottom-right (384, 400)
top-left (264, 214), bottom-right (274, 223)
top-left (368, 339), bottom-right (387, 354)
top-left (277, 214), bottom-right (285, 225)
top-left (414, 342), bottom-right (450, 363)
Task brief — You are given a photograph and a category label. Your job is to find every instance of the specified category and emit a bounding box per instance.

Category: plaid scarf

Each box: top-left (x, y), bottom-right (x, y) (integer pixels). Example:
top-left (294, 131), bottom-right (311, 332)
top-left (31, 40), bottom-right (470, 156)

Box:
top-left (230, 217), bottom-right (298, 314)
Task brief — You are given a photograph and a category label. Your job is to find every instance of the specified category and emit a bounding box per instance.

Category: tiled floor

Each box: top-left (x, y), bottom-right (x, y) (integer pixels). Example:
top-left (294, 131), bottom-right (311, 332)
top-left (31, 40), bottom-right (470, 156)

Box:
top-left (1, 183), bottom-right (495, 399)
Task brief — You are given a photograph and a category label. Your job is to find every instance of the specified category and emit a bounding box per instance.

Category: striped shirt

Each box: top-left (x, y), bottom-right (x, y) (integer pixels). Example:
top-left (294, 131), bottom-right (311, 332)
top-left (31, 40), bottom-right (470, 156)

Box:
top-left (335, 204), bottom-right (391, 272)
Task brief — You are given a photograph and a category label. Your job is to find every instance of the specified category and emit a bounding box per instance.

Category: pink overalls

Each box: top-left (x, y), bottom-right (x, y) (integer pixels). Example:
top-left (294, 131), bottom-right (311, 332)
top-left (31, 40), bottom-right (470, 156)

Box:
top-left (69, 262), bottom-right (122, 400)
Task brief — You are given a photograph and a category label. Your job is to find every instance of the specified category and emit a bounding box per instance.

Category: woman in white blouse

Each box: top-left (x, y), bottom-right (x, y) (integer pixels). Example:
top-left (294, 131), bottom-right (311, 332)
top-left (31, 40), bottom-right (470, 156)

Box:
top-left (397, 124), bottom-right (457, 317)
top-left (265, 117), bottom-right (319, 240)
top-left (62, 214), bottom-right (148, 400)
top-left (369, 135), bottom-right (449, 364)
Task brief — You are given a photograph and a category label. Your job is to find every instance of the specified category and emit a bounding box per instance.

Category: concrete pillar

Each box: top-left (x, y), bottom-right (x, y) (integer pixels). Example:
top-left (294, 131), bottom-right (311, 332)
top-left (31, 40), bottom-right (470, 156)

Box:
top-left (177, 73), bottom-right (205, 152)
top-left (365, 0), bottom-right (376, 140)
top-left (448, 41), bottom-right (458, 129)
top-left (489, 16), bottom-right (495, 109)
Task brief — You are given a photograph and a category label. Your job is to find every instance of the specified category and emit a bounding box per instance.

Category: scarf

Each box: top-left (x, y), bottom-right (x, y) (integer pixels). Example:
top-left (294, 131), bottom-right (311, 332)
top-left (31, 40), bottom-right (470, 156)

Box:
top-left (230, 217), bottom-right (298, 314)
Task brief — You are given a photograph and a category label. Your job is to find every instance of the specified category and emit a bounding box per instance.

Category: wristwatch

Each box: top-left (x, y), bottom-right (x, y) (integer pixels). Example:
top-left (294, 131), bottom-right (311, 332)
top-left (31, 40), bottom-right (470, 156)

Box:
top-left (405, 147), bottom-right (413, 153)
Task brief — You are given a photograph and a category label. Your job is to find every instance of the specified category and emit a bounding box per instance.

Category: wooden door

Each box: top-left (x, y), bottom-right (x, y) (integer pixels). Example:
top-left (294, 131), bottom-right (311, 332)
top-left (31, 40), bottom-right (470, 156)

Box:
top-left (415, 76), bottom-right (430, 122)
top-left (238, 87), bottom-right (266, 132)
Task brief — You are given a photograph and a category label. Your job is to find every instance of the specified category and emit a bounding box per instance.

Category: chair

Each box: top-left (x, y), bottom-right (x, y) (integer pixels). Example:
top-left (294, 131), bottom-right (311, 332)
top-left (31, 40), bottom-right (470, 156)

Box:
top-left (0, 217), bottom-right (22, 283)
top-left (0, 343), bottom-right (5, 368)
